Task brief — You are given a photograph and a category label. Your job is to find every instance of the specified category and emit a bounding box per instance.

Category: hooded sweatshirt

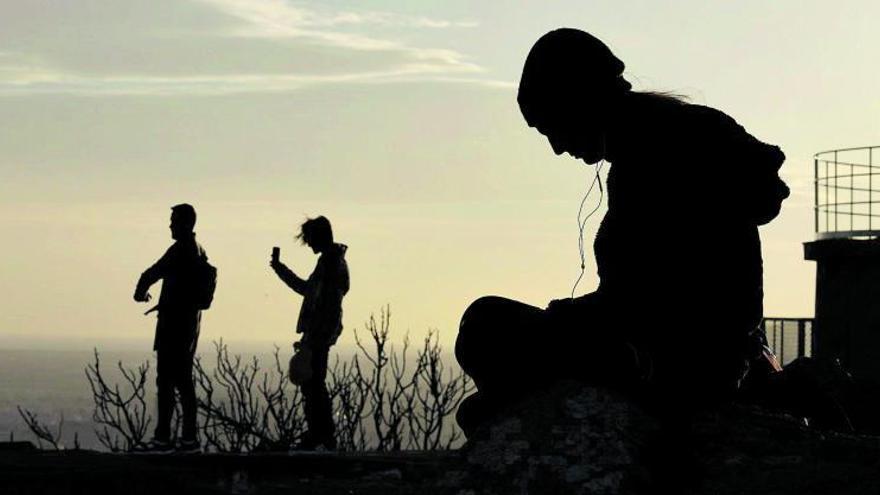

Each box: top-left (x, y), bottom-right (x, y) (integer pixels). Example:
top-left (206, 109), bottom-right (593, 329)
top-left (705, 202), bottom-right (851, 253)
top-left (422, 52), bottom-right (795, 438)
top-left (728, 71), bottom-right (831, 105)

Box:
top-left (594, 96), bottom-right (787, 383)
top-left (275, 243), bottom-right (350, 347)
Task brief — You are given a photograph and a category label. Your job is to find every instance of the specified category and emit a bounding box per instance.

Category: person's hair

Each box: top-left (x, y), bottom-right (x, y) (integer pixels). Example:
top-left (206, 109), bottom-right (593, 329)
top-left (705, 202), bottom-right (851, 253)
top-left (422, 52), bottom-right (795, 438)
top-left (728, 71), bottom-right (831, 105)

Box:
top-left (518, 28), bottom-right (632, 126)
top-left (296, 216), bottom-right (333, 247)
top-left (631, 90), bottom-right (688, 105)
top-left (171, 203), bottom-right (197, 231)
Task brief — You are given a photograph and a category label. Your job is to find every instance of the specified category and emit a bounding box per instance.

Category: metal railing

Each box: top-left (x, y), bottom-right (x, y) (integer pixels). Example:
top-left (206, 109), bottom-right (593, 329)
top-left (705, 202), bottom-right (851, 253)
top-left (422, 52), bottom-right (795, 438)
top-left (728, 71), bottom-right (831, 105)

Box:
top-left (761, 317), bottom-right (813, 366)
top-left (815, 146), bottom-right (880, 239)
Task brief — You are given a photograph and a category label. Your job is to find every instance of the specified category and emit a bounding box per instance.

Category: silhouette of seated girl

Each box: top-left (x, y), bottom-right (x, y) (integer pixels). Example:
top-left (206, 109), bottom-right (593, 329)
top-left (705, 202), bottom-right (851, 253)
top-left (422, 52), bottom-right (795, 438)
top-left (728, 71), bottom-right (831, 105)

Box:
top-left (455, 28), bottom-right (789, 436)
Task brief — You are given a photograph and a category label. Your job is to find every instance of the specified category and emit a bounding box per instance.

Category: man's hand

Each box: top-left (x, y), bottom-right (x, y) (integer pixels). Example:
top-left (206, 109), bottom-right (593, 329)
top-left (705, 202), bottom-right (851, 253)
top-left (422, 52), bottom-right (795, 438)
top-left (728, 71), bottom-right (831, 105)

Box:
top-left (546, 297), bottom-right (574, 312)
top-left (270, 258), bottom-right (283, 271)
top-left (133, 291), bottom-right (152, 303)
top-left (546, 298), bottom-right (581, 325)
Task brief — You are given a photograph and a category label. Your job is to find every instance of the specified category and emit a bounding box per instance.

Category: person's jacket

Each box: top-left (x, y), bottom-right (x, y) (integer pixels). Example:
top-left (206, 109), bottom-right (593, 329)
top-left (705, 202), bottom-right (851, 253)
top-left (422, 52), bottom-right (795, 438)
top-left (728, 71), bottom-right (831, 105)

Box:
top-left (592, 96), bottom-right (788, 383)
top-left (274, 243), bottom-right (350, 348)
top-left (135, 233), bottom-right (208, 315)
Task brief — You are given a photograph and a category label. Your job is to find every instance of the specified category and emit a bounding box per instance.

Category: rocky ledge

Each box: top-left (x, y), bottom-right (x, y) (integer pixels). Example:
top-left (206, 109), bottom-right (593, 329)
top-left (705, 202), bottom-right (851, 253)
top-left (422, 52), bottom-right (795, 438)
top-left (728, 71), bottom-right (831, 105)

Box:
top-left (458, 381), bottom-right (880, 494)
top-left (4, 382), bottom-right (880, 494)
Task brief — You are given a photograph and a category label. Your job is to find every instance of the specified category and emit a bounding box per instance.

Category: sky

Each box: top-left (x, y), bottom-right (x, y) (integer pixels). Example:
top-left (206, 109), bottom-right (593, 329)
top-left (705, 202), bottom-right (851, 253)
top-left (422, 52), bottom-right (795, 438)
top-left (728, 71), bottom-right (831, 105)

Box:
top-left (1, 0), bottom-right (878, 351)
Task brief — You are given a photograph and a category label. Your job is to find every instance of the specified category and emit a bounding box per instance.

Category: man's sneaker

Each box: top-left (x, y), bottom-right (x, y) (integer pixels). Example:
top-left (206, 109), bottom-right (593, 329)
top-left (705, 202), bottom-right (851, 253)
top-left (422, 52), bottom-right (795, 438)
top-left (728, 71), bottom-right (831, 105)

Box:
top-left (292, 439), bottom-right (336, 452)
top-left (133, 438), bottom-right (174, 454)
top-left (313, 442), bottom-right (335, 453)
top-left (176, 439), bottom-right (201, 454)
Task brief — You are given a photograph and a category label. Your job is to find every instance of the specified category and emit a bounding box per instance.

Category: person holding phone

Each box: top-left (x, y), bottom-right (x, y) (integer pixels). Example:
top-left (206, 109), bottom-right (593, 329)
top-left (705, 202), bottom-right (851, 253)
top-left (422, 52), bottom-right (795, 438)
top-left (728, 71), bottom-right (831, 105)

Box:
top-left (270, 216), bottom-right (349, 451)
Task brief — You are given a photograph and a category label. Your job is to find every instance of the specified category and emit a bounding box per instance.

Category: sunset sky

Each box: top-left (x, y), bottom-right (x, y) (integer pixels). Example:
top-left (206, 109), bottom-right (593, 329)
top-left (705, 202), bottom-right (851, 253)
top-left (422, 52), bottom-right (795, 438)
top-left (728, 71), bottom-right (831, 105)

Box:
top-left (1, 0), bottom-right (878, 351)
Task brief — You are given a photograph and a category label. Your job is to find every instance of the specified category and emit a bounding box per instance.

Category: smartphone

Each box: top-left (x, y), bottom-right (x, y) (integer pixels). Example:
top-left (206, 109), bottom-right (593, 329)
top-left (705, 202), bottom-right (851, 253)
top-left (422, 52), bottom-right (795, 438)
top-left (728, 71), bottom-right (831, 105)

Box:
top-left (272, 246), bottom-right (280, 262)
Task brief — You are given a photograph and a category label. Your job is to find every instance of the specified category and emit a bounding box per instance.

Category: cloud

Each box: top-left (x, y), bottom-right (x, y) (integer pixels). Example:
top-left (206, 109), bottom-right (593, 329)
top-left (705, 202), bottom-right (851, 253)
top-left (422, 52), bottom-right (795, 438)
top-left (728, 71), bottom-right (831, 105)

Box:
top-left (0, 0), bottom-right (506, 96)
top-left (312, 11), bottom-right (479, 29)
top-left (0, 52), bottom-right (62, 85)
top-left (0, 65), bottom-right (514, 97)
top-left (193, 0), bottom-right (481, 70)
top-left (196, 0), bottom-right (479, 33)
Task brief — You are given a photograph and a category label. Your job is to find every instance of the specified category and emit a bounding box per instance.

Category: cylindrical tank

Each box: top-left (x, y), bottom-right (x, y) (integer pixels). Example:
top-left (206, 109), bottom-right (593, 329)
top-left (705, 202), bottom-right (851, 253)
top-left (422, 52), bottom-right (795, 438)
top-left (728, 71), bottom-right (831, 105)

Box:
top-left (805, 146), bottom-right (880, 382)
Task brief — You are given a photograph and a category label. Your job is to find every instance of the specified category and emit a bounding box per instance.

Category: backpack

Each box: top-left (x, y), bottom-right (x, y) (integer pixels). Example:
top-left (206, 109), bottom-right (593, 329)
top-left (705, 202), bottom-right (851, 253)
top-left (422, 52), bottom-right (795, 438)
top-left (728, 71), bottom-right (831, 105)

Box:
top-left (194, 256), bottom-right (218, 310)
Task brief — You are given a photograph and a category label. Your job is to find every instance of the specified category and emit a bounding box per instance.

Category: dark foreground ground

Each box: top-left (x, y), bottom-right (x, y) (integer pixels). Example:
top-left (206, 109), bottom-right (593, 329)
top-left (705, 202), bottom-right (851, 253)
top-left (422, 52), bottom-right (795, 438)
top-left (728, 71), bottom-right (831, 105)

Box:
top-left (0, 444), bottom-right (465, 495)
top-left (5, 383), bottom-right (880, 495)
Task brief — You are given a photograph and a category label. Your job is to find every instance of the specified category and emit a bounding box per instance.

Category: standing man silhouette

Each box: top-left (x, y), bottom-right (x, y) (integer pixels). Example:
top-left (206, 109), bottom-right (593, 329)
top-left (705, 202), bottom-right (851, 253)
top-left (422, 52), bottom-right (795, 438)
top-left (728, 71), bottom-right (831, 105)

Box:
top-left (271, 216), bottom-right (349, 451)
top-left (134, 203), bottom-right (210, 453)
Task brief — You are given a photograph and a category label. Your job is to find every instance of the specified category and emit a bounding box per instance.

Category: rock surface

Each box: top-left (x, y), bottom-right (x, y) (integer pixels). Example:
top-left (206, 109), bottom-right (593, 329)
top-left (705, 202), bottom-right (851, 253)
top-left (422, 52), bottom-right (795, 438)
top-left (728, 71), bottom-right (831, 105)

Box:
top-left (455, 381), bottom-right (880, 494)
top-left (455, 381), bottom-right (659, 494)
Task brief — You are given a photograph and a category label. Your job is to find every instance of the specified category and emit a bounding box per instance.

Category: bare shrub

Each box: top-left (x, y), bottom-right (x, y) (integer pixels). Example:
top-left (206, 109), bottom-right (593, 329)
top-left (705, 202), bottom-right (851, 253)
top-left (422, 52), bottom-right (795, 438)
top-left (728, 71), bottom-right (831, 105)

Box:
top-left (328, 354), bottom-right (370, 451)
top-left (354, 307), bottom-right (415, 451)
top-left (16, 408), bottom-right (67, 450)
top-left (20, 306), bottom-right (473, 452)
top-left (351, 307), bottom-right (473, 451)
top-left (84, 350), bottom-right (152, 452)
top-left (409, 330), bottom-right (469, 450)
top-left (194, 341), bottom-right (305, 452)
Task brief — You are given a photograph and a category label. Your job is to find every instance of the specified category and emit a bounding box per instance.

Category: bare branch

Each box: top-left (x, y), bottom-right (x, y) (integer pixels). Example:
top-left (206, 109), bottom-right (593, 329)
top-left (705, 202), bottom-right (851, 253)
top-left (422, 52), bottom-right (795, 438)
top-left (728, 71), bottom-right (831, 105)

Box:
top-left (16, 407), bottom-right (63, 450)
